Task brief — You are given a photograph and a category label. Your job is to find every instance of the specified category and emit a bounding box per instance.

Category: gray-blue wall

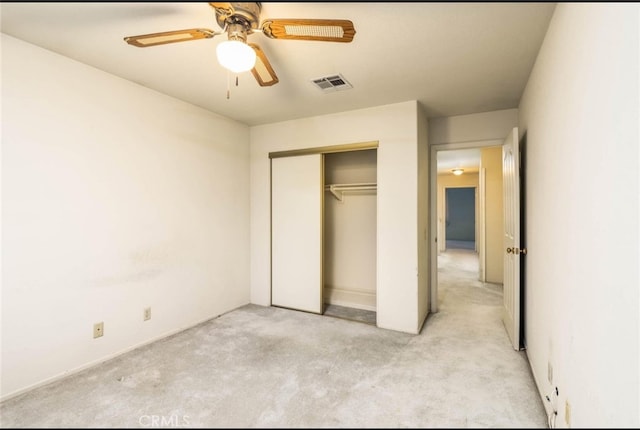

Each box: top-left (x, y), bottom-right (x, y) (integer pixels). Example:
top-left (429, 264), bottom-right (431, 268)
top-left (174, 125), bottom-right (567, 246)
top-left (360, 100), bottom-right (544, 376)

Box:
top-left (445, 187), bottom-right (475, 241)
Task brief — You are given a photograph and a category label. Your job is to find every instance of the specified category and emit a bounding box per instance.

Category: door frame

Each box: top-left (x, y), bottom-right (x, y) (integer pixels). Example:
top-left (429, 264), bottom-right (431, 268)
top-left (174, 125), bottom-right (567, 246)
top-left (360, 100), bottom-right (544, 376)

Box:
top-left (429, 139), bottom-right (503, 313)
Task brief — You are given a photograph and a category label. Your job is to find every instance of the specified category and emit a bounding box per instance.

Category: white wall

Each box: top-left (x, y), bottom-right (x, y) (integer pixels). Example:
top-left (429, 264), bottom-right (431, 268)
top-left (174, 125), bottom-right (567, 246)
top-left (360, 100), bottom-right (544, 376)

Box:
top-left (250, 101), bottom-right (426, 334)
top-left (1, 35), bottom-right (251, 399)
top-left (429, 108), bottom-right (518, 146)
top-left (518, 4), bottom-right (639, 427)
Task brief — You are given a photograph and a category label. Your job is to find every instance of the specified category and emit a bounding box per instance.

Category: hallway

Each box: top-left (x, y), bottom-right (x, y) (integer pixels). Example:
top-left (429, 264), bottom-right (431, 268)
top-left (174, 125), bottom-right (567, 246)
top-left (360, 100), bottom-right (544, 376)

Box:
top-left (0, 249), bottom-right (546, 428)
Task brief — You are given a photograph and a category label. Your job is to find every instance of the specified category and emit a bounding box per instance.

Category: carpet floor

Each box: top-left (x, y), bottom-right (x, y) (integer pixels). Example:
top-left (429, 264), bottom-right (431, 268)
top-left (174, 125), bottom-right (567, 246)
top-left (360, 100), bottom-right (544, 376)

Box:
top-left (0, 249), bottom-right (546, 428)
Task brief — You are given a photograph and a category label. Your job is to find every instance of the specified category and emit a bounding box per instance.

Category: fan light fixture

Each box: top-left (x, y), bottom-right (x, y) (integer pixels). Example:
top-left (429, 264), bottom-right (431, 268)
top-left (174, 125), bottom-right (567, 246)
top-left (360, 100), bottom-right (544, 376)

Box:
top-left (216, 40), bottom-right (256, 73)
top-left (123, 3), bottom-right (356, 91)
top-left (452, 168), bottom-right (464, 176)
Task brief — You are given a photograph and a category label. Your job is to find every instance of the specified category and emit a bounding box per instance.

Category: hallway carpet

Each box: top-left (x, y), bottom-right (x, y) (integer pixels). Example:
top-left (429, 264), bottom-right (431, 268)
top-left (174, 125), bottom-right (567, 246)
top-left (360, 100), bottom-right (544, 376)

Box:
top-left (0, 249), bottom-right (546, 428)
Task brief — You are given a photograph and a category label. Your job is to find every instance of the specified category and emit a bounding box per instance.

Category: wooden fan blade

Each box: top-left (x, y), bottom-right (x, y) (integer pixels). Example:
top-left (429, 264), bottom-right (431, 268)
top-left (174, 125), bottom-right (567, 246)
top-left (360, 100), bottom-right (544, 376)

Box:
top-left (208, 2), bottom-right (235, 23)
top-left (260, 19), bottom-right (356, 43)
top-left (208, 2), bottom-right (235, 16)
top-left (249, 44), bottom-right (279, 87)
top-left (124, 28), bottom-right (216, 47)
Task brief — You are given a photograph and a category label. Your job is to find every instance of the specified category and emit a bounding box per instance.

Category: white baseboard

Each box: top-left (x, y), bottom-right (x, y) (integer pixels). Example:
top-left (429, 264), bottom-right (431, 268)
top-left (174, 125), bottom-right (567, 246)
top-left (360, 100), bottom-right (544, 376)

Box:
top-left (324, 286), bottom-right (376, 311)
top-left (0, 304), bottom-right (248, 403)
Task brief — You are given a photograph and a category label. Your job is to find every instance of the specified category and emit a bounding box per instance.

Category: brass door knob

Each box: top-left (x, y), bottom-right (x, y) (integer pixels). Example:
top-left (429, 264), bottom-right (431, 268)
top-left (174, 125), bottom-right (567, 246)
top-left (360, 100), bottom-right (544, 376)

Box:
top-left (506, 247), bottom-right (527, 255)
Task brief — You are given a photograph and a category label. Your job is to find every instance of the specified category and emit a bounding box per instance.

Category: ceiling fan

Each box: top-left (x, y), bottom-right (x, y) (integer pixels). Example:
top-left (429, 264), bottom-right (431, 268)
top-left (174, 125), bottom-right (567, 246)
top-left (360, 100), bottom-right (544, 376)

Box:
top-left (124, 2), bottom-right (356, 92)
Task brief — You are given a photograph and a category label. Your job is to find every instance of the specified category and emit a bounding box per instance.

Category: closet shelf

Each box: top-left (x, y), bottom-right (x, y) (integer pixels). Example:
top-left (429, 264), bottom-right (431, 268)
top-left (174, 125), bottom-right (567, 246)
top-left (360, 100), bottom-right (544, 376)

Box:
top-left (324, 182), bottom-right (377, 202)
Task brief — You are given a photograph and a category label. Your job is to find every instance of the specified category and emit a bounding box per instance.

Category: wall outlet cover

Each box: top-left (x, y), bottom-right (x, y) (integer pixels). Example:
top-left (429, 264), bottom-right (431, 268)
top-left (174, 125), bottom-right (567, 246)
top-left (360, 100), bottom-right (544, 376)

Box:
top-left (93, 322), bottom-right (104, 338)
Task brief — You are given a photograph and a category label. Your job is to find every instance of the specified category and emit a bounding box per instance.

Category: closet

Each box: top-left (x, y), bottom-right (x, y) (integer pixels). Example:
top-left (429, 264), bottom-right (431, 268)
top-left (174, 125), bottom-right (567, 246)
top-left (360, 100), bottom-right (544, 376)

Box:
top-left (270, 142), bottom-right (378, 324)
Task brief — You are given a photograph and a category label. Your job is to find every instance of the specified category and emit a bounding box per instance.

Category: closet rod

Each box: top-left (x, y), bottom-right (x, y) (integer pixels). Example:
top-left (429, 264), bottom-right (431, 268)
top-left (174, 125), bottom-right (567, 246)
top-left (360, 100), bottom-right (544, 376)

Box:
top-left (325, 183), bottom-right (377, 202)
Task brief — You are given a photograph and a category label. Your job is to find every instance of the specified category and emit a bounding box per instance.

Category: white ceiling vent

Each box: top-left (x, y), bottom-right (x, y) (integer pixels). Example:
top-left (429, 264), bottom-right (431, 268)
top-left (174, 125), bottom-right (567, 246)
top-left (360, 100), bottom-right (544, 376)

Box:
top-left (311, 74), bottom-right (353, 92)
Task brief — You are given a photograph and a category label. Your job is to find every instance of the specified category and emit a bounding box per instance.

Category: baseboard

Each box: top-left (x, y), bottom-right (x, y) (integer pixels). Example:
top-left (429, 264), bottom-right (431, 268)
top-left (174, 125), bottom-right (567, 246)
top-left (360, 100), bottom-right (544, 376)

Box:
top-left (0, 303), bottom-right (248, 403)
top-left (524, 344), bottom-right (553, 427)
top-left (324, 286), bottom-right (376, 311)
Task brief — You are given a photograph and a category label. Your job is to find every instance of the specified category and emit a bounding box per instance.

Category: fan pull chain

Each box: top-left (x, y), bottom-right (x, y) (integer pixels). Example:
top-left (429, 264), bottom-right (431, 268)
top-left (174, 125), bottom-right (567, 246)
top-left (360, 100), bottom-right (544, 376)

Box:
top-left (225, 72), bottom-right (241, 100)
top-left (227, 70), bottom-right (244, 100)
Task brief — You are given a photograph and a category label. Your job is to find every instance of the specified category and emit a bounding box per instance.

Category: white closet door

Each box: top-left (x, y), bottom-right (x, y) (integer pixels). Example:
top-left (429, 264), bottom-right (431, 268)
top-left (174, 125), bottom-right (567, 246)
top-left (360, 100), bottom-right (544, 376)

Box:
top-left (271, 153), bottom-right (323, 314)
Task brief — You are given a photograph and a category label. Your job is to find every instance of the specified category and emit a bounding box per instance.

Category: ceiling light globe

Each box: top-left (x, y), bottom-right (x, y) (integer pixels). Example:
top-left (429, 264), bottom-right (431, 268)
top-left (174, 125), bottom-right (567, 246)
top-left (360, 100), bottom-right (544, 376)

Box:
top-left (452, 168), bottom-right (464, 176)
top-left (216, 40), bottom-right (256, 73)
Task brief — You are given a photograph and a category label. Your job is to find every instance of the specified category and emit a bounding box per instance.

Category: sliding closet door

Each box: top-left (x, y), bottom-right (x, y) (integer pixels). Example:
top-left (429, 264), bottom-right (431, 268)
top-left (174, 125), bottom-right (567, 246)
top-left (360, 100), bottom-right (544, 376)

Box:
top-left (271, 153), bottom-right (323, 314)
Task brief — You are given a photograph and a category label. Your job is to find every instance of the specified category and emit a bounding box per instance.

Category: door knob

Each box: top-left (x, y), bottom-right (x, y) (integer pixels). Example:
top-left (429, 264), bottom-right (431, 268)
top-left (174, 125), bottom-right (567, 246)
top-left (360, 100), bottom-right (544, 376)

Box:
top-left (506, 247), bottom-right (527, 255)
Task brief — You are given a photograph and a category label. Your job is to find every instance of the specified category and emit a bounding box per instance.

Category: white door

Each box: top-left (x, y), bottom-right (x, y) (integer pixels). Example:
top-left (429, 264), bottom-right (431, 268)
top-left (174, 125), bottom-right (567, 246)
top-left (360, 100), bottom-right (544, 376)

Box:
top-left (502, 127), bottom-right (521, 350)
top-left (271, 154), bottom-right (323, 314)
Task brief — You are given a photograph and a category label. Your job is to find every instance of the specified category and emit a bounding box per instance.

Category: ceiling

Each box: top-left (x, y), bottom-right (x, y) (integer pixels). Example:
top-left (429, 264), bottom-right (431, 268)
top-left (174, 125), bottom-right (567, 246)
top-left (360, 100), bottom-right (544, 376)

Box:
top-left (437, 148), bottom-right (483, 175)
top-left (1, 2), bottom-right (556, 129)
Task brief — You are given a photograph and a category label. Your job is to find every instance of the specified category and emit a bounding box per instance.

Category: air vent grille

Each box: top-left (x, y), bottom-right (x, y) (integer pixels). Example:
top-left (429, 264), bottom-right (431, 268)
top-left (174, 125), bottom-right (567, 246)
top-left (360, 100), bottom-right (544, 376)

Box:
top-left (311, 74), bottom-right (353, 92)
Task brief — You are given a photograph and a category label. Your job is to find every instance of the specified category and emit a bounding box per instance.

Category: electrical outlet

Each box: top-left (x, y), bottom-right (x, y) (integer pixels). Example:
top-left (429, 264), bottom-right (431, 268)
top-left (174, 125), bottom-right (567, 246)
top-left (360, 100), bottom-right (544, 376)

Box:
top-left (93, 322), bottom-right (104, 338)
top-left (144, 307), bottom-right (151, 321)
top-left (547, 362), bottom-right (553, 383)
top-left (565, 400), bottom-right (571, 427)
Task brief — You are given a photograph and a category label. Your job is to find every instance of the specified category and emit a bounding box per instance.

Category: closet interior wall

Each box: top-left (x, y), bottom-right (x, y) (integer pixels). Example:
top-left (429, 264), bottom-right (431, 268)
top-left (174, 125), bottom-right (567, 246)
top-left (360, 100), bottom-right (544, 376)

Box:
top-left (323, 149), bottom-right (377, 312)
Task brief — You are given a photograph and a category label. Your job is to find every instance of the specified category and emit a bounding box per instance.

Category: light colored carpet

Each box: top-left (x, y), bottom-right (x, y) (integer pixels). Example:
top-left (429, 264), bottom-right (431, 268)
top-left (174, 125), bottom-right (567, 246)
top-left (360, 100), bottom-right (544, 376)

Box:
top-left (323, 303), bottom-right (376, 326)
top-left (446, 239), bottom-right (476, 250)
top-left (0, 249), bottom-right (546, 428)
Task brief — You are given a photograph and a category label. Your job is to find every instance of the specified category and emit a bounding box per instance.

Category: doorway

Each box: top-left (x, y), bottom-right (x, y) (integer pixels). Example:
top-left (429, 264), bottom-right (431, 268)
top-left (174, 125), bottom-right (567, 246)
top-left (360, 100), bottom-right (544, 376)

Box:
top-left (429, 140), bottom-right (504, 313)
top-left (429, 128), bottom-right (525, 350)
top-left (323, 149), bottom-right (377, 326)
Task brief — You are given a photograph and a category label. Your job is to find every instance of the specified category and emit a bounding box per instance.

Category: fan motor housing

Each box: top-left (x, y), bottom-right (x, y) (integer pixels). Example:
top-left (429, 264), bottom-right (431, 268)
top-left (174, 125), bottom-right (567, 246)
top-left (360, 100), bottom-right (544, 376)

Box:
top-left (212, 2), bottom-right (262, 32)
